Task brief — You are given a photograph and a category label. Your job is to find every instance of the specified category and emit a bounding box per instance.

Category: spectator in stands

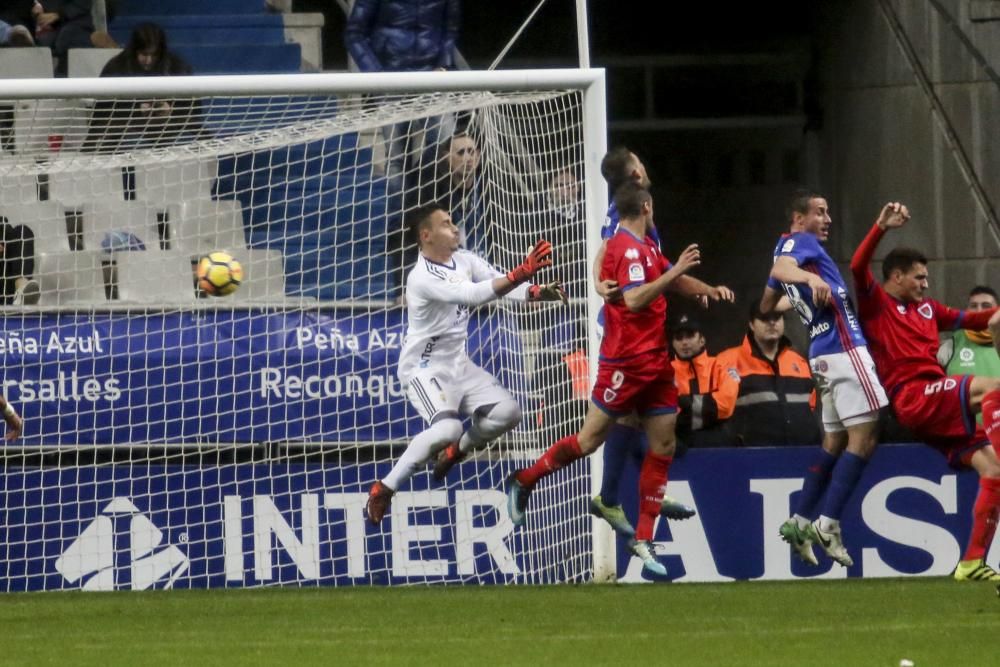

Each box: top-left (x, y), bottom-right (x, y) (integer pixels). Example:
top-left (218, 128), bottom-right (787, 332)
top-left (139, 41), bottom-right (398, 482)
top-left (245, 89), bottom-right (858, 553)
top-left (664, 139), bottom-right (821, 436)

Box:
top-left (716, 303), bottom-right (820, 446)
top-left (670, 313), bottom-right (737, 448)
top-left (0, 217), bottom-right (39, 306)
top-left (388, 130), bottom-right (486, 296)
top-left (537, 167), bottom-right (587, 293)
top-left (30, 0), bottom-right (95, 76)
top-left (83, 22), bottom-right (201, 153)
top-left (345, 0), bottom-right (461, 203)
top-left (938, 285), bottom-right (1000, 423)
top-left (0, 19), bottom-right (35, 46)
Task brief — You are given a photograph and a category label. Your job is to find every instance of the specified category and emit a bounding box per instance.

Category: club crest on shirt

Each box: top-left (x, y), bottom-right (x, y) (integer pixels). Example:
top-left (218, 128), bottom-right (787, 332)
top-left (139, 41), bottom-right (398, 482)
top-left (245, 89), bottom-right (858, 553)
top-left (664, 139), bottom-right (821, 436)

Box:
top-left (628, 263), bottom-right (645, 281)
top-left (896, 304), bottom-right (907, 314)
top-left (603, 388), bottom-right (617, 403)
top-left (625, 248), bottom-right (640, 260)
top-left (917, 303), bottom-right (933, 319)
top-left (781, 239), bottom-right (795, 252)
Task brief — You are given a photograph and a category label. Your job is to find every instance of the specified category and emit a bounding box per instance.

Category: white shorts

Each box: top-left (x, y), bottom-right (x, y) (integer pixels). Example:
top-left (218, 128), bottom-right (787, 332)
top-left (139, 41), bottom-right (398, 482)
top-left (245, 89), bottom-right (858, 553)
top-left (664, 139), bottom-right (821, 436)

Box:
top-left (810, 347), bottom-right (888, 432)
top-left (403, 359), bottom-right (514, 424)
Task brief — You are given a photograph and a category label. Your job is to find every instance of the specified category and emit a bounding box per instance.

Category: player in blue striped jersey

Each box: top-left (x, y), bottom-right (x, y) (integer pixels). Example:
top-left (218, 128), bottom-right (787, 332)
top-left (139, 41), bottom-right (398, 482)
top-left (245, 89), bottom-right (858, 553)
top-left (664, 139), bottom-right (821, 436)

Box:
top-left (759, 190), bottom-right (889, 567)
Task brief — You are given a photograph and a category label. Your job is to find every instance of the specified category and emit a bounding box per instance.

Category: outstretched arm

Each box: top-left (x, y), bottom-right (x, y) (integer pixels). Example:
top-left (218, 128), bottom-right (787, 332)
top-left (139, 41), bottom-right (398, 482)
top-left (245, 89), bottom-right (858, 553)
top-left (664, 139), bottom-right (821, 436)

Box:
top-left (624, 243), bottom-right (701, 312)
top-left (669, 274), bottom-right (735, 305)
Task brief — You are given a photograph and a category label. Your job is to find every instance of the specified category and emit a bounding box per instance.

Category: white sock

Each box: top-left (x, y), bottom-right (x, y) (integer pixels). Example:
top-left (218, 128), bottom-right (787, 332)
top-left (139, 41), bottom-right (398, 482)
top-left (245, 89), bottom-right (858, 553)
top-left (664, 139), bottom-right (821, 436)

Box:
top-left (383, 419), bottom-right (462, 490)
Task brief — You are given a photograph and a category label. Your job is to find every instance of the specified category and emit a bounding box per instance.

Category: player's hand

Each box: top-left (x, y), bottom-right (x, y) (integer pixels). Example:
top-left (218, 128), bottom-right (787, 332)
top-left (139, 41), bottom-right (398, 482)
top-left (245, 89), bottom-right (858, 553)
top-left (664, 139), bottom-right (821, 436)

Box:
top-left (808, 275), bottom-right (832, 307)
top-left (4, 411), bottom-right (22, 441)
top-left (529, 281), bottom-right (568, 305)
top-left (708, 285), bottom-right (735, 303)
top-left (596, 279), bottom-right (622, 303)
top-left (673, 243), bottom-right (701, 275)
top-left (506, 239), bottom-right (553, 285)
top-left (876, 202), bottom-right (910, 230)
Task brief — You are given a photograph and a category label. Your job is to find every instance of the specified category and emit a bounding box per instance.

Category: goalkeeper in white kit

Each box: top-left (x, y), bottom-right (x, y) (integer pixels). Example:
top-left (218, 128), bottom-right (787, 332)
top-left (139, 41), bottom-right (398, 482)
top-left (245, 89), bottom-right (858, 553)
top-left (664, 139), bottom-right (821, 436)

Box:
top-left (366, 202), bottom-right (567, 524)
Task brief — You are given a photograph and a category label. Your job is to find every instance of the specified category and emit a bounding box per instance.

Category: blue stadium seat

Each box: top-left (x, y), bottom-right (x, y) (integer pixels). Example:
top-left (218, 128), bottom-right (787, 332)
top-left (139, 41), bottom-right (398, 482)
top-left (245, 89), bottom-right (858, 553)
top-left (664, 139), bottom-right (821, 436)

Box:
top-left (114, 0), bottom-right (268, 15)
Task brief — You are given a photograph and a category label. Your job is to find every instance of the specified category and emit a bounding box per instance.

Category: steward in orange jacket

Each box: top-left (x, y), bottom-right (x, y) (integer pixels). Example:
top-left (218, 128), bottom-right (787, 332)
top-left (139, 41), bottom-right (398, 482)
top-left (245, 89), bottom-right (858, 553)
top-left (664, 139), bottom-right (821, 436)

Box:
top-left (669, 315), bottom-right (735, 437)
top-left (716, 306), bottom-right (820, 446)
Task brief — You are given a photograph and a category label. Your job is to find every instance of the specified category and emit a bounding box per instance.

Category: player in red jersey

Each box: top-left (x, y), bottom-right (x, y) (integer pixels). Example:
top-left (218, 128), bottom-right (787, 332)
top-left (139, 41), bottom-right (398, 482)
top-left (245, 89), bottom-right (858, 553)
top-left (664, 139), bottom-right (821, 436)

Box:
top-left (852, 202), bottom-right (1000, 582)
top-left (506, 181), bottom-right (734, 577)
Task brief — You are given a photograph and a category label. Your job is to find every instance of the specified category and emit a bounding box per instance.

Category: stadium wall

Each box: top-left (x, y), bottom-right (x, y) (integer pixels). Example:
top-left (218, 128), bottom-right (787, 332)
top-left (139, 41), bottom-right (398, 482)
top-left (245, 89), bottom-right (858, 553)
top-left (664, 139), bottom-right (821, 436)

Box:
top-left (819, 0), bottom-right (1000, 304)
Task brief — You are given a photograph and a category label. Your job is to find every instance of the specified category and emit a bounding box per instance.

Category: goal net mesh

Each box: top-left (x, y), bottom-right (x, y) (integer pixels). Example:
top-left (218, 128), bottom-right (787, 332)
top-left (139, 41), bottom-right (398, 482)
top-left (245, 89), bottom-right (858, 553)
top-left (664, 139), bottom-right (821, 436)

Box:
top-left (0, 78), bottom-right (597, 590)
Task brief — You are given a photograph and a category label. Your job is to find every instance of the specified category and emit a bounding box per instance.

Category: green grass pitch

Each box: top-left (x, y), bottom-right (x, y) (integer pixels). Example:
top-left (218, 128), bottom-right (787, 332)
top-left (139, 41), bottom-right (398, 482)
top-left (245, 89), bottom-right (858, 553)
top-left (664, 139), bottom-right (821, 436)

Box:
top-left (3, 578), bottom-right (998, 665)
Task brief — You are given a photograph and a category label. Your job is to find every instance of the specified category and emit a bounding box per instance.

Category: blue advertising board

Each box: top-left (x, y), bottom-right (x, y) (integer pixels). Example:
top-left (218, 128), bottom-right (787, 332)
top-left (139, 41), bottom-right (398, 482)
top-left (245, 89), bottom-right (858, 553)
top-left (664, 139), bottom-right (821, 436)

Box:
top-left (0, 309), bottom-right (525, 445)
top-left (1, 443), bottom-right (994, 590)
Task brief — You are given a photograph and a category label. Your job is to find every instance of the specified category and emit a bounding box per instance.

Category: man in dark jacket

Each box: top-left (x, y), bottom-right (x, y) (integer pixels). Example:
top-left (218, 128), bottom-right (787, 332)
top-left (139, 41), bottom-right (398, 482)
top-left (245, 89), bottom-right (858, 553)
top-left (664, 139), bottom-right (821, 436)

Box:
top-left (345, 0), bottom-right (462, 290)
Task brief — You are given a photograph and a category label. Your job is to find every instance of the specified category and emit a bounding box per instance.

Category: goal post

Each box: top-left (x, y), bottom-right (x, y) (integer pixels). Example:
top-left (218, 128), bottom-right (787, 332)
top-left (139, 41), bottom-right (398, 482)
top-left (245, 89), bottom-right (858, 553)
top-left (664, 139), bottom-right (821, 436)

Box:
top-left (0, 69), bottom-right (614, 589)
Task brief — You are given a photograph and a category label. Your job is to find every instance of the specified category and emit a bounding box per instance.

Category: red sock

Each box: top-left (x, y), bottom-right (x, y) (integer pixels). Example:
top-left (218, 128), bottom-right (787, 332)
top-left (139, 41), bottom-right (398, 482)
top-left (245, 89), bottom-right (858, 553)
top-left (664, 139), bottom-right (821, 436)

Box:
top-left (516, 435), bottom-right (584, 488)
top-left (635, 451), bottom-right (673, 541)
top-left (964, 477), bottom-right (1000, 561)
top-left (983, 390), bottom-right (1000, 457)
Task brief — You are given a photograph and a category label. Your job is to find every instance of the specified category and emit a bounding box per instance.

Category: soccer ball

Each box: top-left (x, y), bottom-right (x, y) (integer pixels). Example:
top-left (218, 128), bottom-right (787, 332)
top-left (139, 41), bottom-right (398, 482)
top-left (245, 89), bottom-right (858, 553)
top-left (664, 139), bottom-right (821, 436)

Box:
top-left (197, 251), bottom-right (243, 296)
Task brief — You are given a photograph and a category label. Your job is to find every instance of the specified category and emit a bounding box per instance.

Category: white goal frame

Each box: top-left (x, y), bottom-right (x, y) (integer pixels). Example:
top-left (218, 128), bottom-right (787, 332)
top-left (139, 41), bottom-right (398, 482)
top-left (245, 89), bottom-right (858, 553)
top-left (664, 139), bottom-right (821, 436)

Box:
top-left (0, 68), bottom-right (616, 584)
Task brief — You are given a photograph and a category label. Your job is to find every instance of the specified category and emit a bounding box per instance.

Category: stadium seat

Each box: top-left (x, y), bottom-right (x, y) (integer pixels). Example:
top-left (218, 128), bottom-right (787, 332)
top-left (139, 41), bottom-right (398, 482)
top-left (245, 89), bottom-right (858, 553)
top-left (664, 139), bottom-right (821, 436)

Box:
top-left (0, 173), bottom-right (38, 204)
top-left (67, 48), bottom-right (122, 79)
top-left (9, 98), bottom-right (89, 157)
top-left (235, 249), bottom-right (285, 301)
top-left (134, 159), bottom-right (217, 207)
top-left (113, 251), bottom-right (196, 303)
top-left (0, 48), bottom-right (54, 79)
top-left (36, 250), bottom-right (107, 305)
top-left (113, 0), bottom-right (268, 15)
top-left (165, 199), bottom-right (248, 254)
top-left (49, 168), bottom-right (127, 208)
top-left (0, 202), bottom-right (72, 254)
top-left (77, 201), bottom-right (164, 253)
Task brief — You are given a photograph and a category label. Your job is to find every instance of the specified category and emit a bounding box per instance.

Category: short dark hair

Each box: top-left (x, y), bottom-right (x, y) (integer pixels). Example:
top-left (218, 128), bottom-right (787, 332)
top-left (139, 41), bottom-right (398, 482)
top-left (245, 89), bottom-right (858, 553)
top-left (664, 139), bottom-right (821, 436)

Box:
top-left (613, 181), bottom-right (651, 219)
top-left (601, 147), bottom-right (635, 192)
top-left (785, 188), bottom-right (824, 224)
top-left (970, 285), bottom-right (997, 300)
top-left (408, 202), bottom-right (446, 245)
top-left (882, 247), bottom-right (928, 281)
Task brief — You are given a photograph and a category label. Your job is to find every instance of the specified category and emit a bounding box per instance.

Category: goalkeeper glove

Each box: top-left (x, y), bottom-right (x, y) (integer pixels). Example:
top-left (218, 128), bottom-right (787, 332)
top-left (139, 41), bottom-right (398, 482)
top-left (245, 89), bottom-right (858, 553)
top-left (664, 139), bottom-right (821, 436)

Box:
top-left (506, 239), bottom-right (553, 285)
top-left (529, 281), bottom-right (568, 305)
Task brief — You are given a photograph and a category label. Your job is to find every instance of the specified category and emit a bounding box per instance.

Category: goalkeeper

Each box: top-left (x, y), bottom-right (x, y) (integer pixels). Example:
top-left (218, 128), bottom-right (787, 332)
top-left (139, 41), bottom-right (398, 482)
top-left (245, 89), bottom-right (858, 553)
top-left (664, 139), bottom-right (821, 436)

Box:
top-left (366, 202), bottom-right (566, 524)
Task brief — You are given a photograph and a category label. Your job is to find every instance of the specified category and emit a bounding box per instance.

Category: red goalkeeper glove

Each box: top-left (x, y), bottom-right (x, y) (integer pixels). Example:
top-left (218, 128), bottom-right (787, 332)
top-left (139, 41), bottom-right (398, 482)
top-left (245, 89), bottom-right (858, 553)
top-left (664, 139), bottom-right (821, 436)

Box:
top-left (529, 281), bottom-right (568, 305)
top-left (506, 239), bottom-right (553, 285)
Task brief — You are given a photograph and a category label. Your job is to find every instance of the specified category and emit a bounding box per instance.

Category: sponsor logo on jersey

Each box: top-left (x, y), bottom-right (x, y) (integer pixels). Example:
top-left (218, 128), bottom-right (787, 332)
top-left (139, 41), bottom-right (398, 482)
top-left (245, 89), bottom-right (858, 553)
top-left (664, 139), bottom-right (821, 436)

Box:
top-left (809, 322), bottom-right (831, 338)
top-left (924, 378), bottom-right (958, 395)
top-left (918, 303), bottom-right (933, 319)
top-left (897, 304), bottom-right (907, 314)
top-left (781, 239), bottom-right (795, 252)
top-left (628, 263), bottom-right (645, 282)
top-left (625, 248), bottom-right (640, 260)
top-left (55, 497), bottom-right (188, 590)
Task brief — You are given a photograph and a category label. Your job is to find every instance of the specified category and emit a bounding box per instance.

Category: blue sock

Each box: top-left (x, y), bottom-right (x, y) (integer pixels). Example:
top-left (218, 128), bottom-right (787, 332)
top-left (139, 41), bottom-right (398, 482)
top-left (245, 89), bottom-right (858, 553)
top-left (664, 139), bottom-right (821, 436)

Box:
top-left (793, 449), bottom-right (838, 518)
top-left (599, 423), bottom-right (643, 507)
top-left (819, 451), bottom-right (867, 522)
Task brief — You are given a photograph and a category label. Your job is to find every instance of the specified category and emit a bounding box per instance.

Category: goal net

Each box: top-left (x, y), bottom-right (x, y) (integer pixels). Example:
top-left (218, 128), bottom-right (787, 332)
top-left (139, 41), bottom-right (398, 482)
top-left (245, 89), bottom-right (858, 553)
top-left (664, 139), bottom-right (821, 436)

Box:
top-left (0, 70), bottom-right (610, 590)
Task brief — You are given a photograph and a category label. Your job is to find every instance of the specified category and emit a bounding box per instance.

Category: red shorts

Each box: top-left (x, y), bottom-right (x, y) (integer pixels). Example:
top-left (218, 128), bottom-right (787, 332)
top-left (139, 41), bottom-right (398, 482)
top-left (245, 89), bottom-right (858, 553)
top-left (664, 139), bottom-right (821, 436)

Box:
top-left (592, 349), bottom-right (678, 417)
top-left (891, 375), bottom-right (988, 467)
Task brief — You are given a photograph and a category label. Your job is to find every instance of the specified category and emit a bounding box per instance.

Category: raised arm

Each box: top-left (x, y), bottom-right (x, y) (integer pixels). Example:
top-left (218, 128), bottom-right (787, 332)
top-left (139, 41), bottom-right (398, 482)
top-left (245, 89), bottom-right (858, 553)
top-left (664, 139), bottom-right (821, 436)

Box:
top-left (669, 274), bottom-right (736, 305)
top-left (851, 202), bottom-right (910, 292)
